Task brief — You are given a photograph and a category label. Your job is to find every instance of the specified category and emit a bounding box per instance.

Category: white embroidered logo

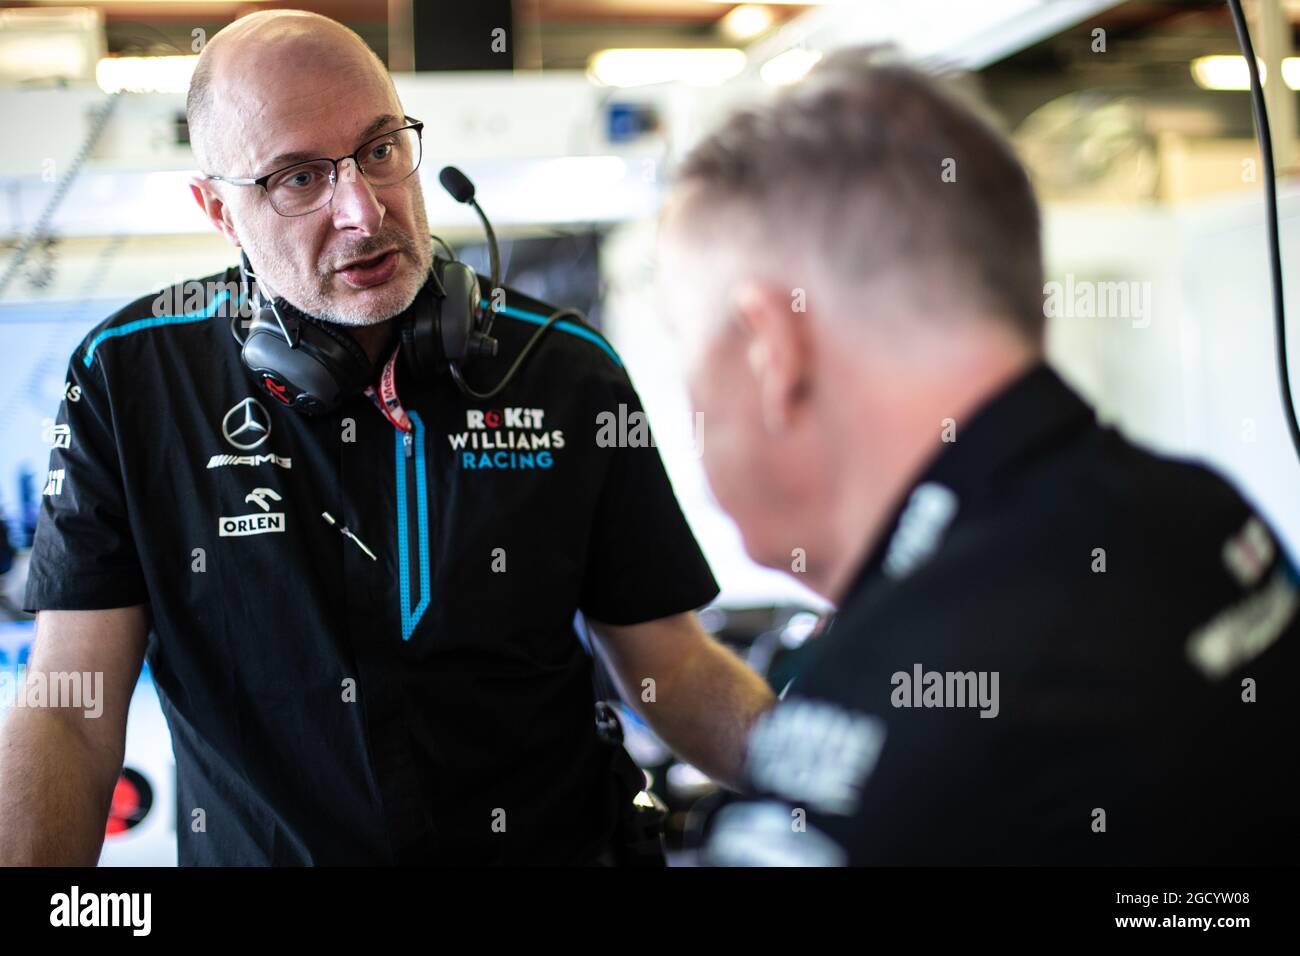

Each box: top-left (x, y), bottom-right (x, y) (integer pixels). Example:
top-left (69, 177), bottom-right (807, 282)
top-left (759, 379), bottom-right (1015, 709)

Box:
top-left (883, 482), bottom-right (959, 578)
top-left (745, 698), bottom-right (886, 816)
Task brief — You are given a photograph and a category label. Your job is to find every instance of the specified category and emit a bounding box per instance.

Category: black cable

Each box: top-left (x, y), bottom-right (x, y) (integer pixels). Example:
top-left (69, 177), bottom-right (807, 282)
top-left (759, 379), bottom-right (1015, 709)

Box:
top-left (429, 233), bottom-right (457, 262)
top-left (448, 307), bottom-right (583, 401)
top-left (1225, 0), bottom-right (1300, 464)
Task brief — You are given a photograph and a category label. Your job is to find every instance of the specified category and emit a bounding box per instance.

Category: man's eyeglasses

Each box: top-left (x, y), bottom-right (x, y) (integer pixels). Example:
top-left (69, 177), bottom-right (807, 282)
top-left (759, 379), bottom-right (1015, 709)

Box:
top-left (205, 117), bottom-right (425, 217)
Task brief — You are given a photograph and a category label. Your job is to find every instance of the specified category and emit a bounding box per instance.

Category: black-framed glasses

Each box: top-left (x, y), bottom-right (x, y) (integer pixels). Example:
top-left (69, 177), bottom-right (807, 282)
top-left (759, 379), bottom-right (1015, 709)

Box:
top-left (205, 117), bottom-right (425, 217)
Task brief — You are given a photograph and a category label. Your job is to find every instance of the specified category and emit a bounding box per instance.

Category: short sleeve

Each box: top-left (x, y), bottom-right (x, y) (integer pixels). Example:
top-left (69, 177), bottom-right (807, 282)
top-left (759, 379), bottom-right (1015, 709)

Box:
top-left (23, 345), bottom-right (148, 611)
top-left (578, 372), bottom-right (718, 625)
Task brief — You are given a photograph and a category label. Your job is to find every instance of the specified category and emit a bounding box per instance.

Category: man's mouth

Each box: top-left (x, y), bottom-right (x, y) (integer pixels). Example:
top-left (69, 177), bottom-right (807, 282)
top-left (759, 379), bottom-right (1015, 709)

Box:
top-left (336, 249), bottom-right (400, 289)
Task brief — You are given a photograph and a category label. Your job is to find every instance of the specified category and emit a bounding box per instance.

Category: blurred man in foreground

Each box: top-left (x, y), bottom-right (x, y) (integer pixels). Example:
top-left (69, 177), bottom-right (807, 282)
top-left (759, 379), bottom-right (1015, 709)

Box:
top-left (658, 52), bottom-right (1298, 865)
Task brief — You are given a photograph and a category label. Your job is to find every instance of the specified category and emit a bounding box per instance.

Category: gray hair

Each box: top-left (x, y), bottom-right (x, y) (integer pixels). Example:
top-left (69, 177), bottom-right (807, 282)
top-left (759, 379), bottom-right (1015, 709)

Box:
top-left (674, 49), bottom-right (1045, 343)
top-left (185, 56), bottom-right (217, 171)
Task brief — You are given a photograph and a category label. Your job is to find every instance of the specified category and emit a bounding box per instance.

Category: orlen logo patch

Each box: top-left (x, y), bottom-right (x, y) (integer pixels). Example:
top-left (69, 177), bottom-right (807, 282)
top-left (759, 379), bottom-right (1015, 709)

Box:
top-left (218, 487), bottom-right (285, 536)
top-left (447, 407), bottom-right (565, 471)
top-left (218, 513), bottom-right (285, 537)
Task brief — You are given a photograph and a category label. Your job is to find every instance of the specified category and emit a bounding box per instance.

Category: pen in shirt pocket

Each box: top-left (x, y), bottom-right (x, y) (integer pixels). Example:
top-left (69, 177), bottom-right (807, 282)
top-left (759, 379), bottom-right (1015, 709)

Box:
top-left (321, 511), bottom-right (378, 561)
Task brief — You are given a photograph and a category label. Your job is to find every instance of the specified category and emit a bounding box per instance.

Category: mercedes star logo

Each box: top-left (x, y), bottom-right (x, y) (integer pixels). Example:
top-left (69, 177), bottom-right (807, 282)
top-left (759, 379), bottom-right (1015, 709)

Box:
top-left (222, 398), bottom-right (272, 451)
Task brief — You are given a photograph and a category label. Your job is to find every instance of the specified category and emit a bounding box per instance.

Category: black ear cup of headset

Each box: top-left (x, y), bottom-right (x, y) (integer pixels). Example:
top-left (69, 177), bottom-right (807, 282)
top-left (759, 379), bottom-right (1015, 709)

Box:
top-left (240, 294), bottom-right (374, 415)
top-left (236, 247), bottom-right (499, 415)
top-left (399, 255), bottom-right (498, 382)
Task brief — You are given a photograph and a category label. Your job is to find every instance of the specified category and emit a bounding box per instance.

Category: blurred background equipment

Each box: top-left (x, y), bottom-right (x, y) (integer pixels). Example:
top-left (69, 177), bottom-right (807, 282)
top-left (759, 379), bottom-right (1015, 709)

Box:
top-left (583, 604), bottom-right (825, 860)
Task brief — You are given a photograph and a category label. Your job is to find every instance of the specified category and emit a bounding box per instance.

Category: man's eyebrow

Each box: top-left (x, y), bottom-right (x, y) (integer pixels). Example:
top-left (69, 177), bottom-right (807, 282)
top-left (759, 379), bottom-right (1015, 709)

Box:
top-left (256, 114), bottom-right (403, 174)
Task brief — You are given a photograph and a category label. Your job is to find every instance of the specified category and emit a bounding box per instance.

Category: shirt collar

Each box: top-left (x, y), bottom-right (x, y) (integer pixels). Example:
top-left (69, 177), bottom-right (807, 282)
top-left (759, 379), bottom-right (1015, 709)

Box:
top-left (920, 360), bottom-right (1094, 496)
top-left (839, 360), bottom-right (1096, 604)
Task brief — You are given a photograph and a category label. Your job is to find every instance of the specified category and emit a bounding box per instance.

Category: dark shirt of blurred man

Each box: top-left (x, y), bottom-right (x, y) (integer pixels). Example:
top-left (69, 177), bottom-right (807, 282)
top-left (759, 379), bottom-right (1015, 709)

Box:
top-left (656, 51), bottom-right (1298, 865)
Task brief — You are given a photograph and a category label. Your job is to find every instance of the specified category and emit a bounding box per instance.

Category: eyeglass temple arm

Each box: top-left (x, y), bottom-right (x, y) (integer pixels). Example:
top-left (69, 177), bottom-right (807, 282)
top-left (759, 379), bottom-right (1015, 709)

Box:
top-left (241, 252), bottom-right (296, 348)
top-left (206, 174), bottom-right (259, 186)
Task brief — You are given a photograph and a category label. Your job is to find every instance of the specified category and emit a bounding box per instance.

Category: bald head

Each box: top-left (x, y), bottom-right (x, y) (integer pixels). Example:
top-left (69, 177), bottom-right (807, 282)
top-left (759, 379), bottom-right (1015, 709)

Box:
top-left (184, 8), bottom-right (431, 331)
top-left (187, 10), bottom-right (395, 174)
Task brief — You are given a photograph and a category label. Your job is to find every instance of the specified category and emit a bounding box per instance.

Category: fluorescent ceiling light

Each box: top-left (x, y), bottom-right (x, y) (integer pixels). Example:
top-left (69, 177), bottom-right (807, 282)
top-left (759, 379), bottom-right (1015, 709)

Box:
top-left (0, 34), bottom-right (93, 80)
top-left (745, 1), bottom-right (1125, 78)
top-left (760, 47), bottom-right (823, 86)
top-left (720, 5), bottom-right (778, 42)
top-left (96, 54), bottom-right (198, 94)
top-left (588, 48), bottom-right (746, 88)
top-left (0, 6), bottom-right (102, 82)
top-left (1190, 54), bottom-right (1300, 91)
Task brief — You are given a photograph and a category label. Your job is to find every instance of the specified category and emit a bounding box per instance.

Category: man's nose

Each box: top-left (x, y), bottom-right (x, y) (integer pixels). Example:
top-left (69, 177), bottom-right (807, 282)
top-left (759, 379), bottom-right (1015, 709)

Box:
top-left (330, 158), bottom-right (384, 234)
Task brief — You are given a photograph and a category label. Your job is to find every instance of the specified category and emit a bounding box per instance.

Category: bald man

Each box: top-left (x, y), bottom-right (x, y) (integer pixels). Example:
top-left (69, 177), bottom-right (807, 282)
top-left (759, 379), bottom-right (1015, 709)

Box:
top-left (1, 10), bottom-right (772, 866)
top-left (184, 11), bottom-right (434, 355)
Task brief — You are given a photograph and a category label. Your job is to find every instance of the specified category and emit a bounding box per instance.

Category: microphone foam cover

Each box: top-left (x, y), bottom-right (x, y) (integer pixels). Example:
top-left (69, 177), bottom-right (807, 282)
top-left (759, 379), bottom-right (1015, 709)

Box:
top-left (439, 166), bottom-right (476, 204)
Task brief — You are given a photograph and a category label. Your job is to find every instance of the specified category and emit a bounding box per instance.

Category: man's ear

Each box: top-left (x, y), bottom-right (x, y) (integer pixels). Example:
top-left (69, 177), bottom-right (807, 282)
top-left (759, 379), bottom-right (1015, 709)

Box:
top-left (732, 278), bottom-right (813, 433)
top-left (188, 176), bottom-right (241, 248)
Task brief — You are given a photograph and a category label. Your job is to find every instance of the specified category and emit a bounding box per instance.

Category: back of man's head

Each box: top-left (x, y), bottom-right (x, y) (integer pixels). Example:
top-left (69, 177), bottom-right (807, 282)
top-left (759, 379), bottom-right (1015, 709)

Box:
top-left (657, 51), bottom-right (1049, 599)
top-left (668, 49), bottom-right (1045, 347)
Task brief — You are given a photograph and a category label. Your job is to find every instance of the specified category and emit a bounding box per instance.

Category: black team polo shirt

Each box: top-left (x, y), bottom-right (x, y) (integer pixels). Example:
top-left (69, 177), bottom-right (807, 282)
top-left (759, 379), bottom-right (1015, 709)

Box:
top-left (706, 362), bottom-right (1299, 866)
top-left (25, 263), bottom-right (719, 865)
